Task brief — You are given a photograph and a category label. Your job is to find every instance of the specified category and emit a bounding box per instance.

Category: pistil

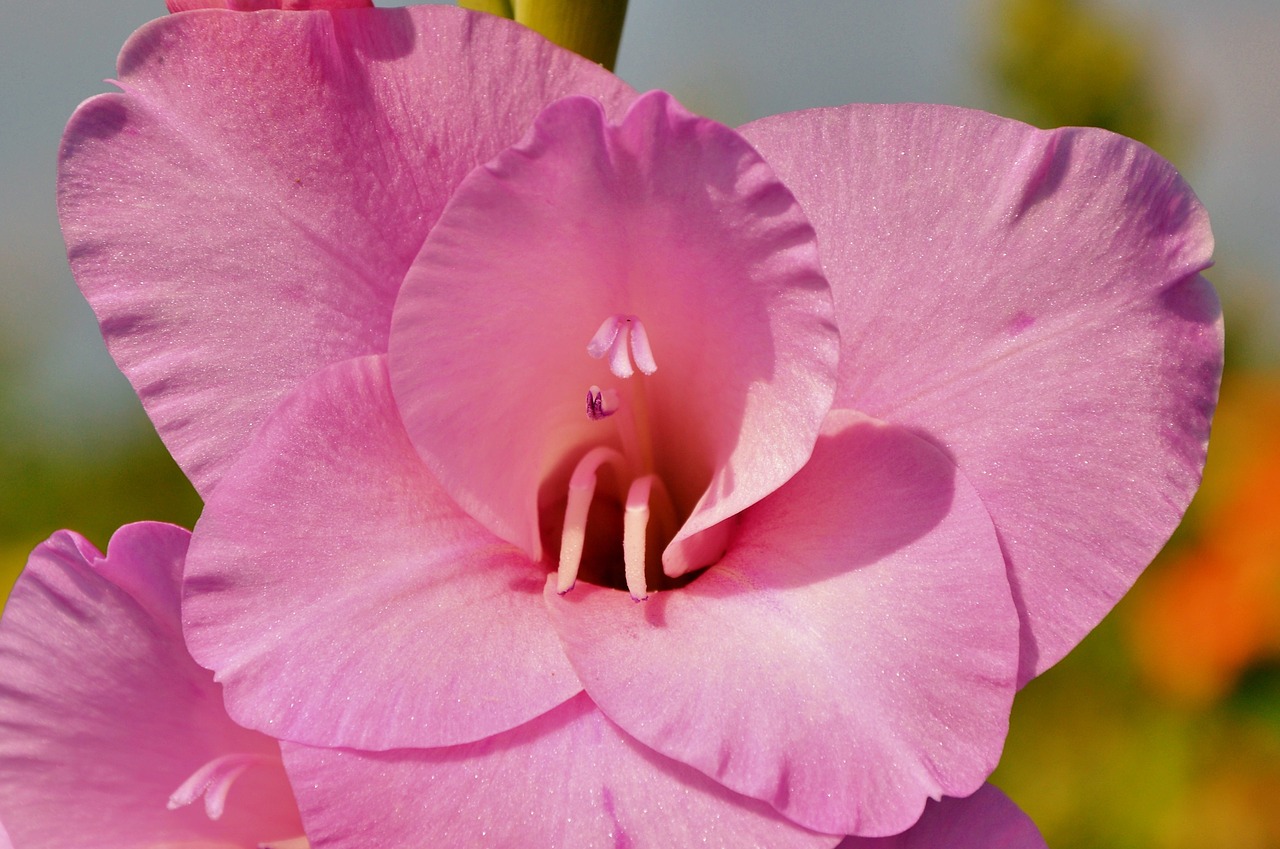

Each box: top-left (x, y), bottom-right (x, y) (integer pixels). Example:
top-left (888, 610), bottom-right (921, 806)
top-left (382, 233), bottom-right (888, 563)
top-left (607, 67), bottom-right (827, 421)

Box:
top-left (168, 752), bottom-right (274, 820)
top-left (586, 385), bottom-right (618, 420)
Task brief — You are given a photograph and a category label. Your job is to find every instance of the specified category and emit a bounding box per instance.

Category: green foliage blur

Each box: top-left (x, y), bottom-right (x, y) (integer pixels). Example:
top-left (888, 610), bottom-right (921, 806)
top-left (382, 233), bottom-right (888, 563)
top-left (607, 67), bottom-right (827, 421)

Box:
top-left (0, 339), bottom-right (201, 597)
top-left (987, 0), bottom-right (1174, 156)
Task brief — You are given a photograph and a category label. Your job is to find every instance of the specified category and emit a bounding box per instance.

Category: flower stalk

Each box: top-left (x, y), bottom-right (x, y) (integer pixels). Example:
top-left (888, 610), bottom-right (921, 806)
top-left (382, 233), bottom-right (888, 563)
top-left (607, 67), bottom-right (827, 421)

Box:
top-left (459, 0), bottom-right (629, 69)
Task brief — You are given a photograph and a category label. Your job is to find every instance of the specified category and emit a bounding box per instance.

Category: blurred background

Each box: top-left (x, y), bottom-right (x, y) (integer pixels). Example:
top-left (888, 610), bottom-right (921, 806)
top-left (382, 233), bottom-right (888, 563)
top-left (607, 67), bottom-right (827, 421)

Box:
top-left (1, 0), bottom-right (1277, 846)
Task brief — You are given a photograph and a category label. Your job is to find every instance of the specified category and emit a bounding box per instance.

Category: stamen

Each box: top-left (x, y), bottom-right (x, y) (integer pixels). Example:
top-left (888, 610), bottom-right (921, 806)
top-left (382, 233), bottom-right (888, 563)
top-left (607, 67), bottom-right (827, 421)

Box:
top-left (586, 385), bottom-right (618, 420)
top-left (587, 314), bottom-right (658, 379)
top-left (624, 475), bottom-right (659, 601)
top-left (168, 752), bottom-right (273, 820)
top-left (557, 445), bottom-right (628, 594)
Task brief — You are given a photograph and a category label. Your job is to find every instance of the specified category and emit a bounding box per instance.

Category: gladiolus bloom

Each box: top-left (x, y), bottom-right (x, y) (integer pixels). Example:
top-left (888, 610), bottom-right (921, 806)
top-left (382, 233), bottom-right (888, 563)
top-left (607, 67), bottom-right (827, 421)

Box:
top-left (55, 5), bottom-right (1219, 845)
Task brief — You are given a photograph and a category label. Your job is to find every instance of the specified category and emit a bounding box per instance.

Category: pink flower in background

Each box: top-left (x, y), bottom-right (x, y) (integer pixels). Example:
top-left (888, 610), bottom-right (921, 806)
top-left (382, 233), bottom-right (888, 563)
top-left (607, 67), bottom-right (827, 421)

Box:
top-left (0, 523), bottom-right (304, 847)
top-left (54, 4), bottom-right (1219, 846)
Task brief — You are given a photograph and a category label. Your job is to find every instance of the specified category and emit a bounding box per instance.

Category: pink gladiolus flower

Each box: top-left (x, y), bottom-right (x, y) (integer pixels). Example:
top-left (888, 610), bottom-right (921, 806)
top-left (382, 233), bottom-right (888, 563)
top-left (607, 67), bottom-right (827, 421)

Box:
top-left (0, 523), bottom-right (305, 847)
top-left (55, 5), bottom-right (1220, 845)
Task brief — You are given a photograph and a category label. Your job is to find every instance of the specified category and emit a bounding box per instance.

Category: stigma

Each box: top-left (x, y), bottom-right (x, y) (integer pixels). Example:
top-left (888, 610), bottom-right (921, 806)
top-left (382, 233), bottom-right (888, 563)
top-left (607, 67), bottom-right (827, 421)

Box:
top-left (168, 752), bottom-right (274, 820)
top-left (587, 314), bottom-right (657, 379)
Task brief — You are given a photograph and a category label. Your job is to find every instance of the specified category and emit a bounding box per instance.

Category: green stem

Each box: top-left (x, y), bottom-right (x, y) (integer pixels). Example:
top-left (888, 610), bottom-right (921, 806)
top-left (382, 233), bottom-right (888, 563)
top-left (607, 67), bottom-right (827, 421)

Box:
top-left (459, 0), bottom-right (629, 71)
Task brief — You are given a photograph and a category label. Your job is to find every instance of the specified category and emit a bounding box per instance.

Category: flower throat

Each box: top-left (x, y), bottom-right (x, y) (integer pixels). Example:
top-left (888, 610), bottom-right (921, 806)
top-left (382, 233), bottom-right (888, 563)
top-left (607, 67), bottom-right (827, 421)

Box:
top-left (556, 314), bottom-right (677, 601)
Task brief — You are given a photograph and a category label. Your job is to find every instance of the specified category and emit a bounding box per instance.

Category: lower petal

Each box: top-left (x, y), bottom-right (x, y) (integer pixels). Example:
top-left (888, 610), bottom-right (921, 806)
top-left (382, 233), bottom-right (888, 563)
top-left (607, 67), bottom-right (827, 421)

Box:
top-left (547, 410), bottom-right (1019, 836)
top-left (183, 355), bottom-right (580, 751)
top-left (281, 693), bottom-right (842, 849)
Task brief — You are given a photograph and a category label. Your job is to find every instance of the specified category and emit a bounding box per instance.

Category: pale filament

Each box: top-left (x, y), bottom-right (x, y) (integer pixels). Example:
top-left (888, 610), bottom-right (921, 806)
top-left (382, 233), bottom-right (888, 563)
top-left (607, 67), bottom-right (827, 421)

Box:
top-left (168, 752), bottom-right (275, 820)
top-left (557, 445), bottom-right (629, 594)
top-left (624, 475), bottom-right (660, 601)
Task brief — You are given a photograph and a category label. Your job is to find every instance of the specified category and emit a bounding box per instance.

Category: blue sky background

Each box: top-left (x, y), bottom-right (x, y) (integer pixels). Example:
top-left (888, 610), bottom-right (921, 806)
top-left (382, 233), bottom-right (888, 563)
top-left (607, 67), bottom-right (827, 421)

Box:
top-left (2, 0), bottom-right (1276, 451)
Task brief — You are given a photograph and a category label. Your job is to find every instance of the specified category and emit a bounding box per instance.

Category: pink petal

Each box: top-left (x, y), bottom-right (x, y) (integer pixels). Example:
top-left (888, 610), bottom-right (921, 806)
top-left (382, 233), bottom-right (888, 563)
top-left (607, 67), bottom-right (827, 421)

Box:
top-left (167, 0), bottom-right (371, 11)
top-left (183, 355), bottom-right (580, 750)
top-left (58, 7), bottom-right (636, 495)
top-left (388, 90), bottom-right (838, 574)
top-left (740, 104), bottom-right (1222, 683)
top-left (838, 784), bottom-right (1046, 849)
top-left (0, 524), bottom-right (303, 847)
top-left (546, 410), bottom-right (1018, 836)
top-left (280, 693), bottom-right (842, 849)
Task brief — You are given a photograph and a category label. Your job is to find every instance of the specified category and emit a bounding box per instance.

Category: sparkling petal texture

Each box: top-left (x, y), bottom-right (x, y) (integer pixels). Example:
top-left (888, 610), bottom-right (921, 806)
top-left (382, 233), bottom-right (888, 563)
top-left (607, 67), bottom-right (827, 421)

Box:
top-left (740, 104), bottom-right (1222, 682)
top-left (547, 410), bottom-right (1018, 836)
top-left (0, 524), bottom-right (303, 847)
top-left (184, 355), bottom-right (581, 750)
top-left (58, 6), bottom-right (636, 494)
top-left (388, 90), bottom-right (838, 569)
top-left (837, 784), bottom-right (1047, 849)
top-left (281, 693), bottom-right (842, 849)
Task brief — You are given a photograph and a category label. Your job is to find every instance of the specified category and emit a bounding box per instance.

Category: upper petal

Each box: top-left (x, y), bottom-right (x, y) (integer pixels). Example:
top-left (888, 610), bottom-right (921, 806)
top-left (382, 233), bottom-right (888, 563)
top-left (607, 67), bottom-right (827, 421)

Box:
top-left (740, 104), bottom-right (1222, 682)
top-left (58, 6), bottom-right (636, 494)
top-left (183, 355), bottom-right (581, 750)
top-left (0, 524), bottom-right (303, 847)
top-left (281, 693), bottom-right (842, 849)
top-left (838, 784), bottom-right (1047, 849)
top-left (546, 410), bottom-right (1018, 836)
top-left (388, 90), bottom-right (838, 570)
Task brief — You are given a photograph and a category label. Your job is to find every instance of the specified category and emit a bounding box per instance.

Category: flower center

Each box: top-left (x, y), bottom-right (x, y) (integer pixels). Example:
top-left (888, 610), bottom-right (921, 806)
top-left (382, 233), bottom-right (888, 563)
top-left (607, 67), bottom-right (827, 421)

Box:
top-left (556, 314), bottom-right (677, 600)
